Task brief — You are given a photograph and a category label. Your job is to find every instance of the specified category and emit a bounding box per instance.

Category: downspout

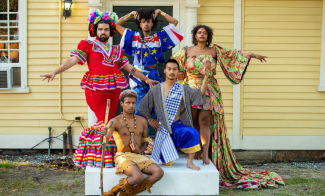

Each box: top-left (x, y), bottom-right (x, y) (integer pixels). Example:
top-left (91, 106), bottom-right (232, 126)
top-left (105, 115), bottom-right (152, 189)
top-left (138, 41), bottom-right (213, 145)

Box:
top-left (59, 0), bottom-right (73, 120)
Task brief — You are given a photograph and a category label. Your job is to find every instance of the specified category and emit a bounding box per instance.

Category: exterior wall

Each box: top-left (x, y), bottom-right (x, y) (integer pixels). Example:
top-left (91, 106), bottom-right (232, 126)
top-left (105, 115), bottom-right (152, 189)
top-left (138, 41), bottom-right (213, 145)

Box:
top-left (198, 0), bottom-right (234, 135)
top-left (241, 0), bottom-right (325, 149)
top-left (0, 0), bottom-right (89, 148)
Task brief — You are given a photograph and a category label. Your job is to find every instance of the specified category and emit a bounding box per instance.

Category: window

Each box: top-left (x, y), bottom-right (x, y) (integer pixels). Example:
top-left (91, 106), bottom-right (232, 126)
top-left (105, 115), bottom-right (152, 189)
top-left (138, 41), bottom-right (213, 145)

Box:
top-left (0, 0), bottom-right (28, 93)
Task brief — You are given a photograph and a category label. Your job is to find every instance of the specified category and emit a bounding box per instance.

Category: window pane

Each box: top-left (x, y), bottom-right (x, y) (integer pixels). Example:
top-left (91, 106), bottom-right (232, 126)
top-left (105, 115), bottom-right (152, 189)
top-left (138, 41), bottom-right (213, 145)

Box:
top-left (0, 28), bottom-right (8, 41)
top-left (0, 14), bottom-right (8, 27)
top-left (0, 50), bottom-right (8, 63)
top-left (9, 42), bottom-right (18, 49)
top-left (0, 43), bottom-right (8, 49)
top-left (12, 67), bottom-right (20, 86)
top-left (9, 0), bottom-right (18, 12)
top-left (9, 27), bottom-right (18, 40)
top-left (9, 50), bottom-right (18, 63)
top-left (0, 1), bottom-right (8, 12)
top-left (9, 14), bottom-right (18, 27)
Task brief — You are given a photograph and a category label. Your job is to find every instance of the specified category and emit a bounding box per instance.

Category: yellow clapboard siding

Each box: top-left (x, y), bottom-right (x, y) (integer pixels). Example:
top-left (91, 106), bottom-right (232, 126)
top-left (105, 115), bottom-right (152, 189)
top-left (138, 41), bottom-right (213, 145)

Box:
top-left (247, 65), bottom-right (320, 72)
top-left (244, 72), bottom-right (319, 79)
top-left (0, 114), bottom-right (87, 120)
top-left (243, 120), bottom-right (309, 128)
top-left (244, 78), bottom-right (319, 86)
top-left (198, 7), bottom-right (234, 14)
top-left (244, 36), bottom-right (321, 44)
top-left (28, 16), bottom-right (59, 23)
top-left (245, 22), bottom-right (321, 29)
top-left (244, 43), bottom-right (321, 51)
top-left (245, 29), bottom-right (321, 36)
top-left (28, 44), bottom-right (59, 50)
top-left (28, 31), bottom-right (59, 37)
top-left (244, 86), bottom-right (317, 93)
top-left (197, 23), bottom-right (234, 30)
top-left (245, 15), bottom-right (322, 22)
top-left (28, 23), bottom-right (59, 30)
top-left (243, 128), bottom-right (325, 136)
top-left (62, 24), bottom-right (88, 31)
top-left (243, 92), bottom-right (325, 100)
top-left (0, 127), bottom-right (86, 135)
top-left (243, 106), bottom-right (321, 113)
top-left (0, 106), bottom-right (88, 114)
top-left (243, 99), bottom-right (325, 107)
top-left (197, 15), bottom-right (234, 23)
top-left (245, 7), bottom-right (322, 15)
top-left (244, 113), bottom-right (325, 120)
top-left (0, 120), bottom-right (40, 127)
top-left (0, 92), bottom-right (85, 100)
top-left (198, 0), bottom-right (234, 7)
top-left (245, 1), bottom-right (322, 8)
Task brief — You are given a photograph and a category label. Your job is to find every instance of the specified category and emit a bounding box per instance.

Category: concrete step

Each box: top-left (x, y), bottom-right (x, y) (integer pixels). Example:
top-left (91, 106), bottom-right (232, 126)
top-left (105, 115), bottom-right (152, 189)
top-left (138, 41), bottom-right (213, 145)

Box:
top-left (85, 155), bottom-right (219, 195)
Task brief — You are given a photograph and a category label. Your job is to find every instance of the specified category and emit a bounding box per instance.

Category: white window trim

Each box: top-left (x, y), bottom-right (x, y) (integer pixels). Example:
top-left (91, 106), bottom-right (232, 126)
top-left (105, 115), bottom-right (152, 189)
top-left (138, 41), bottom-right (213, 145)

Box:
top-left (0, 0), bottom-right (28, 93)
top-left (319, 0), bottom-right (325, 92)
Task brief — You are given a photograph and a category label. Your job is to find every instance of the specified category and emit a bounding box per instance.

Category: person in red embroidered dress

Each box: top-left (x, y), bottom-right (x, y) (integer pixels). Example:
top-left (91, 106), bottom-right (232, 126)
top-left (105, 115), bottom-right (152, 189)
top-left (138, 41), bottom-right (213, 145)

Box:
top-left (41, 10), bottom-right (159, 168)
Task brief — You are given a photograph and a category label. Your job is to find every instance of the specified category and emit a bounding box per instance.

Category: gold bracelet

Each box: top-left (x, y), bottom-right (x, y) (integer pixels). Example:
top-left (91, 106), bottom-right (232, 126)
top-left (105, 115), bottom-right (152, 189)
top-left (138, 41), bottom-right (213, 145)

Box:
top-left (145, 80), bottom-right (148, 84)
top-left (124, 13), bottom-right (133, 21)
top-left (160, 11), bottom-right (166, 16)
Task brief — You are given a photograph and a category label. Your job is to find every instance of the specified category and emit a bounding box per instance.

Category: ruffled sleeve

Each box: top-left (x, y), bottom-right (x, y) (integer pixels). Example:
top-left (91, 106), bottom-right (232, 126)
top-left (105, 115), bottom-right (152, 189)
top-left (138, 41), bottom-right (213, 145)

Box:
top-left (116, 49), bottom-right (129, 69)
top-left (119, 28), bottom-right (136, 55)
top-left (70, 40), bottom-right (90, 65)
top-left (157, 24), bottom-right (185, 52)
top-left (213, 44), bottom-right (251, 85)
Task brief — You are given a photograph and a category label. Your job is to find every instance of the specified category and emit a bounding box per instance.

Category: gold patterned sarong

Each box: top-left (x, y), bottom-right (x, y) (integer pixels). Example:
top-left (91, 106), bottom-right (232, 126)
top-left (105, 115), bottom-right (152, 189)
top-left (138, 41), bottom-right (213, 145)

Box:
top-left (115, 152), bottom-right (155, 175)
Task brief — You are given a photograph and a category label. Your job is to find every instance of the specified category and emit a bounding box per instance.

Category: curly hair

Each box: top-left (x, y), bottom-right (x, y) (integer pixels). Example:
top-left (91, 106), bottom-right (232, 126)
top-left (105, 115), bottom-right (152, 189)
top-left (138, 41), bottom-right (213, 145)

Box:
top-left (120, 89), bottom-right (138, 102)
top-left (135, 8), bottom-right (158, 31)
top-left (191, 25), bottom-right (213, 46)
top-left (88, 20), bottom-right (117, 37)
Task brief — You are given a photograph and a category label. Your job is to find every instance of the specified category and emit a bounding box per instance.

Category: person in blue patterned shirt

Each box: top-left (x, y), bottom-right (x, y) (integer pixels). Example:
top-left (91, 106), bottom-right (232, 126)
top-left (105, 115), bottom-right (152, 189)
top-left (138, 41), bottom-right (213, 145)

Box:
top-left (116, 8), bottom-right (185, 123)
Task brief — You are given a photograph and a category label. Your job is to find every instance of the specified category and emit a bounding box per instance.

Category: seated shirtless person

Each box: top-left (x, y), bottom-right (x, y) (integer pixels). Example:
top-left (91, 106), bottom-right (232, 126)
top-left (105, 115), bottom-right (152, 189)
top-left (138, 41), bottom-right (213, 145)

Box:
top-left (101, 90), bottom-right (164, 196)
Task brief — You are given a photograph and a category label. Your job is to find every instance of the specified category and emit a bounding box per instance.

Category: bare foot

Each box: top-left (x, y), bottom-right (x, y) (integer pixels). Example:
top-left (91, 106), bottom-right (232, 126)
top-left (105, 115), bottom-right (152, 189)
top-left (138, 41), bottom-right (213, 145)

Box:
top-left (202, 154), bottom-right (210, 165)
top-left (194, 151), bottom-right (202, 160)
top-left (187, 162), bottom-right (200, 171)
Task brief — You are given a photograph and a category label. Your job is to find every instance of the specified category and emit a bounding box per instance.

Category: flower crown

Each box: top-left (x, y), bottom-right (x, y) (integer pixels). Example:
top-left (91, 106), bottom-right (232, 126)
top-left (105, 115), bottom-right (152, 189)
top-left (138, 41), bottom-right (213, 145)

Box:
top-left (87, 10), bottom-right (118, 25)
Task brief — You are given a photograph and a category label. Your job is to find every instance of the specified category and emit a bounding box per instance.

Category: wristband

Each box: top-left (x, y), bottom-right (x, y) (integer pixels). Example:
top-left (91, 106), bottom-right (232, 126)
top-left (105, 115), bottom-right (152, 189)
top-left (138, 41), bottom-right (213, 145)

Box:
top-left (160, 11), bottom-right (166, 16)
top-left (124, 13), bottom-right (133, 21)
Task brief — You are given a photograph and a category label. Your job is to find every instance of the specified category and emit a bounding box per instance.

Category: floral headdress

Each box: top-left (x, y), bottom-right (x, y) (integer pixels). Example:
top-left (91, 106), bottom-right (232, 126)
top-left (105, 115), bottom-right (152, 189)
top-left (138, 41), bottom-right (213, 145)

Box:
top-left (88, 10), bottom-right (119, 37)
top-left (87, 10), bottom-right (118, 25)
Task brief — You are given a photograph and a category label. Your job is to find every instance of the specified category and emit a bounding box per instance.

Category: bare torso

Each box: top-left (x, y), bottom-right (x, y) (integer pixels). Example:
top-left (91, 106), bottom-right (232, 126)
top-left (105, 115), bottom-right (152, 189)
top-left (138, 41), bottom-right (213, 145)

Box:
top-left (112, 114), bottom-right (147, 152)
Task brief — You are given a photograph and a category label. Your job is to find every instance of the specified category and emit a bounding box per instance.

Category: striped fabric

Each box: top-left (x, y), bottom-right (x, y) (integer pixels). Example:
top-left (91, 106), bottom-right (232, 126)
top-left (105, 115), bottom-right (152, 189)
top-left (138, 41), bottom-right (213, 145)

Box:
top-left (73, 121), bottom-right (117, 168)
top-left (151, 83), bottom-right (183, 163)
top-left (151, 127), bottom-right (178, 163)
top-left (80, 71), bottom-right (128, 91)
top-left (70, 49), bottom-right (87, 65)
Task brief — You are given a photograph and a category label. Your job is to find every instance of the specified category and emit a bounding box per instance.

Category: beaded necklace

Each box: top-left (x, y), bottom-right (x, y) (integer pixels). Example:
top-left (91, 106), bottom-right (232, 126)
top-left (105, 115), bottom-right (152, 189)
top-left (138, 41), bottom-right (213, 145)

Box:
top-left (121, 112), bottom-right (137, 142)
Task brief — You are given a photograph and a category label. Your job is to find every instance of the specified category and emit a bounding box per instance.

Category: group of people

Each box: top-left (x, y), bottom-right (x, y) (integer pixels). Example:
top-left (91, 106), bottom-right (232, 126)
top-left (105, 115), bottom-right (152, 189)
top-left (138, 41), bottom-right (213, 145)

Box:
top-left (41, 8), bottom-right (284, 196)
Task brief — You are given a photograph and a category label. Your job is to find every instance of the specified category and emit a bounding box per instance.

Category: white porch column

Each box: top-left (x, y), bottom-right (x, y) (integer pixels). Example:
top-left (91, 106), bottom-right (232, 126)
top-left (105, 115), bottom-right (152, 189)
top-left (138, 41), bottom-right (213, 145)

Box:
top-left (232, 0), bottom-right (241, 149)
top-left (184, 0), bottom-right (200, 46)
top-left (87, 0), bottom-right (103, 126)
top-left (318, 0), bottom-right (325, 91)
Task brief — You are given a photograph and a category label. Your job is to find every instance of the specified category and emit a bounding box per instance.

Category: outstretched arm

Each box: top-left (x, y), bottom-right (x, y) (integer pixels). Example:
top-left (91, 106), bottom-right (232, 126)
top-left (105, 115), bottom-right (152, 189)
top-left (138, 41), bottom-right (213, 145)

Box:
top-left (123, 63), bottom-right (160, 87)
top-left (40, 56), bottom-right (80, 83)
top-left (101, 119), bottom-right (117, 143)
top-left (250, 53), bottom-right (268, 63)
top-left (116, 11), bottom-right (137, 35)
top-left (153, 9), bottom-right (178, 26)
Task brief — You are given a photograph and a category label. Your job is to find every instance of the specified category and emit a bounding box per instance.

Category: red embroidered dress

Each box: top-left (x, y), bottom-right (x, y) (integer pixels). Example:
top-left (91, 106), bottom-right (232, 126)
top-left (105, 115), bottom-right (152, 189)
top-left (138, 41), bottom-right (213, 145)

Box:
top-left (71, 39), bottom-right (129, 168)
top-left (70, 39), bottom-right (129, 91)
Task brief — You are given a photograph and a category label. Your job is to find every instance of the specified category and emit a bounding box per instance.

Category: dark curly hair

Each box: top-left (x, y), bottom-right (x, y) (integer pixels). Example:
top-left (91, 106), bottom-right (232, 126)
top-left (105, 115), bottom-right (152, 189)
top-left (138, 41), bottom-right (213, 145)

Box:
top-left (191, 25), bottom-right (213, 46)
top-left (135, 8), bottom-right (158, 32)
top-left (88, 20), bottom-right (117, 37)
